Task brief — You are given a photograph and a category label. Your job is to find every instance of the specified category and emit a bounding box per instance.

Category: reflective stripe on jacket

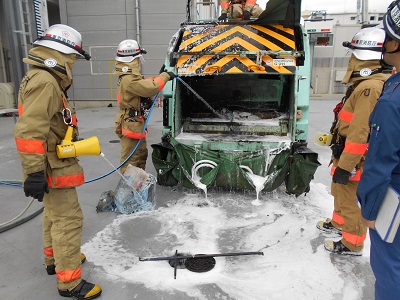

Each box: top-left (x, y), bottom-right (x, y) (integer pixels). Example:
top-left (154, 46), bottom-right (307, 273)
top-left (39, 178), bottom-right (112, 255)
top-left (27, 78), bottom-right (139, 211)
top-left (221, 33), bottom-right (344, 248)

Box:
top-left (330, 166), bottom-right (361, 181)
top-left (335, 79), bottom-right (385, 172)
top-left (115, 68), bottom-right (169, 140)
top-left (116, 73), bottom-right (169, 108)
top-left (14, 67), bottom-right (84, 188)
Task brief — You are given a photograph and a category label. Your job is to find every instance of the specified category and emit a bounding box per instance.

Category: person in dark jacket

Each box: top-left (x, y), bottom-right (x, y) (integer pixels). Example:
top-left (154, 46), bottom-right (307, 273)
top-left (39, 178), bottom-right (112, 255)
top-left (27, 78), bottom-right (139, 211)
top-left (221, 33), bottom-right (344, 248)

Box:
top-left (357, 1), bottom-right (400, 299)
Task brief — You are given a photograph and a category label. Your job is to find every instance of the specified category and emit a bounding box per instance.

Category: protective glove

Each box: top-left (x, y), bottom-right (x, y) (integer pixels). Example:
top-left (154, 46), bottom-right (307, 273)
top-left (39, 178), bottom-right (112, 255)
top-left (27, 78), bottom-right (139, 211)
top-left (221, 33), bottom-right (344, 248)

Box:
top-left (332, 167), bottom-right (351, 185)
top-left (167, 72), bottom-right (176, 80)
top-left (159, 64), bottom-right (166, 74)
top-left (243, 10), bottom-right (251, 20)
top-left (218, 13), bottom-right (227, 21)
top-left (24, 171), bottom-right (49, 202)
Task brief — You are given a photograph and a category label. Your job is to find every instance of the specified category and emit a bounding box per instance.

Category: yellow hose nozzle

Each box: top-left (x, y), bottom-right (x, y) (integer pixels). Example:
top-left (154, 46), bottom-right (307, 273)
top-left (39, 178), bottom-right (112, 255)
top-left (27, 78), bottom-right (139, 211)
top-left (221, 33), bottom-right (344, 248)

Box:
top-left (314, 132), bottom-right (333, 147)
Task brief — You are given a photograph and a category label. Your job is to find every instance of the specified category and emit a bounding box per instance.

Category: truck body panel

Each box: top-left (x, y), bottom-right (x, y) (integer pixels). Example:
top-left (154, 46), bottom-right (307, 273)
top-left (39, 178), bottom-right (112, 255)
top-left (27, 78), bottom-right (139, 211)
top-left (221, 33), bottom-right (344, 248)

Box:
top-left (152, 0), bottom-right (320, 195)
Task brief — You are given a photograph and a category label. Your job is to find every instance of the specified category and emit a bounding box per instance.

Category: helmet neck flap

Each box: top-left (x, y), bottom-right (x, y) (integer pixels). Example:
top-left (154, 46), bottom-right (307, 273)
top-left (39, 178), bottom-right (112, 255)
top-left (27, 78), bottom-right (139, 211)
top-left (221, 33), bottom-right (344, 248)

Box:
top-left (114, 59), bottom-right (143, 78)
top-left (23, 46), bottom-right (76, 91)
top-left (342, 54), bottom-right (391, 84)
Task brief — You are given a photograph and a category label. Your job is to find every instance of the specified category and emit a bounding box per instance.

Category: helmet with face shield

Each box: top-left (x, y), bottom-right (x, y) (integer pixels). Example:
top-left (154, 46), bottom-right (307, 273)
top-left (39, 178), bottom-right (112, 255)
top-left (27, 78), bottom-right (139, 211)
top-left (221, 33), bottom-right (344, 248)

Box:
top-left (33, 24), bottom-right (91, 60)
top-left (115, 39), bottom-right (147, 63)
top-left (342, 27), bottom-right (385, 60)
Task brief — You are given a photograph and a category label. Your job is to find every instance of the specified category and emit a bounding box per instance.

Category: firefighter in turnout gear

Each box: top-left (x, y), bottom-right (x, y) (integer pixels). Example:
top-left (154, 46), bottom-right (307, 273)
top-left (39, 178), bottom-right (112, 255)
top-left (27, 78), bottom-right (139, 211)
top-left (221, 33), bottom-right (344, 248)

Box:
top-left (14, 24), bottom-right (102, 299)
top-left (114, 39), bottom-right (174, 174)
top-left (218, 0), bottom-right (263, 21)
top-left (316, 27), bottom-right (392, 255)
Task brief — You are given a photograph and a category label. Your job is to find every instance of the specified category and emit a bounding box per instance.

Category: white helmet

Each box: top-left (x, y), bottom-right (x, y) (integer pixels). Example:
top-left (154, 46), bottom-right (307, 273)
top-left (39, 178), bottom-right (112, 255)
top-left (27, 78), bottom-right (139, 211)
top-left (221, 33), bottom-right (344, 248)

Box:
top-left (342, 27), bottom-right (385, 60)
top-left (115, 39), bottom-right (146, 62)
top-left (34, 24), bottom-right (91, 60)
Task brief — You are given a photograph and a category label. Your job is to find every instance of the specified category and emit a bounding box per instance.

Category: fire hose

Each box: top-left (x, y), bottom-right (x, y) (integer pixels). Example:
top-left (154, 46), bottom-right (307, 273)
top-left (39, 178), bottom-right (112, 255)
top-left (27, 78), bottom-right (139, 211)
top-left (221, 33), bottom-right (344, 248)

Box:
top-left (0, 92), bottom-right (161, 232)
top-left (84, 91), bottom-right (160, 183)
top-left (1, 75), bottom-right (228, 231)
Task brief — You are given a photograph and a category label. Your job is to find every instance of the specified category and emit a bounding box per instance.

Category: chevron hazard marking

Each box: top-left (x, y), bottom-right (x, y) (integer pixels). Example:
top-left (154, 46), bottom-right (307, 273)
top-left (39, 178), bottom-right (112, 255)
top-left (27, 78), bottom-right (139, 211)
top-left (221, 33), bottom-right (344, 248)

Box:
top-left (176, 24), bottom-right (298, 75)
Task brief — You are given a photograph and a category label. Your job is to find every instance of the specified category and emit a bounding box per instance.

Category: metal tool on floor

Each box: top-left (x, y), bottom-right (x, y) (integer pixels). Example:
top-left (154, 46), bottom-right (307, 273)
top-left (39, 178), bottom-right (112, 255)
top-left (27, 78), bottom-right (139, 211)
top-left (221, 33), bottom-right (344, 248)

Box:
top-left (139, 250), bottom-right (264, 279)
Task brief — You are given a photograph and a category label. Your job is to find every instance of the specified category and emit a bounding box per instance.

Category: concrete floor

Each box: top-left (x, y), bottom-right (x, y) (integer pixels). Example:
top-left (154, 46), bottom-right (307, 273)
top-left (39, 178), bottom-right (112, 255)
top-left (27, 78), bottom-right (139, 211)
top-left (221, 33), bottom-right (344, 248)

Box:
top-left (0, 95), bottom-right (375, 300)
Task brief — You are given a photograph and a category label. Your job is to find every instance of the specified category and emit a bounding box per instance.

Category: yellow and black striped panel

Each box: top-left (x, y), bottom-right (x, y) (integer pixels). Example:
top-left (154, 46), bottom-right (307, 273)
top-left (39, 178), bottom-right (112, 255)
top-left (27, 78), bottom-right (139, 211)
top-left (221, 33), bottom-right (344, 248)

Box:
top-left (176, 24), bottom-right (297, 76)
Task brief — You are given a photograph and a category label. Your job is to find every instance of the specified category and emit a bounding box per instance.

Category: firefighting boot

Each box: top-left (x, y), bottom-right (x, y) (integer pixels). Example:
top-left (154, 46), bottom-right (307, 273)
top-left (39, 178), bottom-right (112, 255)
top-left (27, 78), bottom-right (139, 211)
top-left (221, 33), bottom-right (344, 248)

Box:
top-left (46, 253), bottom-right (87, 275)
top-left (324, 240), bottom-right (362, 256)
top-left (58, 279), bottom-right (102, 299)
top-left (316, 218), bottom-right (342, 236)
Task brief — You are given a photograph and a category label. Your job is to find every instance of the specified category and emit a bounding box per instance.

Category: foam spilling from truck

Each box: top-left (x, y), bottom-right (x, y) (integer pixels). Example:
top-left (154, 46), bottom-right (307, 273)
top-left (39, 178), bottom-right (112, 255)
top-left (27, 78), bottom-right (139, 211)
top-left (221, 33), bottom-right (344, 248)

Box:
top-left (152, 0), bottom-right (320, 196)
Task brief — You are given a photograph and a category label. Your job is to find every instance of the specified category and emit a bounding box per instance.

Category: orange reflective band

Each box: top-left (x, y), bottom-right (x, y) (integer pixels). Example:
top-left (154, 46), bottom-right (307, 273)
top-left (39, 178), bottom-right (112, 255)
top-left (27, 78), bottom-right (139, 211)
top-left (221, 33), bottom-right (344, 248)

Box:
top-left (246, 0), bottom-right (257, 5)
top-left (116, 92), bottom-right (122, 103)
top-left (221, 2), bottom-right (230, 8)
top-left (56, 267), bottom-right (82, 283)
top-left (15, 138), bottom-right (45, 154)
top-left (331, 166), bottom-right (361, 181)
top-left (330, 166), bottom-right (335, 176)
top-left (71, 115), bottom-right (78, 127)
top-left (47, 174), bottom-right (84, 188)
top-left (18, 103), bottom-right (23, 116)
top-left (154, 76), bottom-right (165, 91)
top-left (349, 169), bottom-right (361, 181)
top-left (332, 210), bottom-right (344, 226)
top-left (122, 128), bottom-right (147, 139)
top-left (55, 174), bottom-right (84, 188)
top-left (342, 232), bottom-right (366, 245)
top-left (44, 247), bottom-right (54, 257)
top-left (343, 141), bottom-right (368, 155)
top-left (146, 77), bottom-right (154, 81)
top-left (338, 109), bottom-right (353, 123)
top-left (61, 97), bottom-right (67, 109)
top-left (47, 175), bottom-right (52, 187)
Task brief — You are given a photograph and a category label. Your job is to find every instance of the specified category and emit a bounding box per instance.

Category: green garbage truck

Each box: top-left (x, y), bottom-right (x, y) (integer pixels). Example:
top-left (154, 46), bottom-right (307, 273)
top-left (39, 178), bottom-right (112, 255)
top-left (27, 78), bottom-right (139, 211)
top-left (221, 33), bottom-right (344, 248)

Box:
top-left (152, 0), bottom-right (320, 196)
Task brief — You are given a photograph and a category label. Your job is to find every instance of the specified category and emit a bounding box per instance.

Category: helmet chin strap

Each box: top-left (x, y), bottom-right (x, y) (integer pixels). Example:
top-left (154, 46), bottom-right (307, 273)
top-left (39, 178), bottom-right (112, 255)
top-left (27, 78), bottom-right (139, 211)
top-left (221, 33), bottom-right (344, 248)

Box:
top-left (380, 52), bottom-right (394, 69)
top-left (382, 46), bottom-right (400, 54)
top-left (382, 35), bottom-right (400, 54)
top-left (382, 47), bottom-right (400, 54)
top-left (380, 35), bottom-right (400, 68)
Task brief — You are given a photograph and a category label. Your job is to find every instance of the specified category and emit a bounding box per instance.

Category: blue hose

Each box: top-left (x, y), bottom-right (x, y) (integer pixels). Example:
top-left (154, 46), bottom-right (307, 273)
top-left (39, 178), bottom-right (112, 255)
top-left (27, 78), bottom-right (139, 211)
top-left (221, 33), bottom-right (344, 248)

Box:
top-left (0, 91), bottom-right (161, 233)
top-left (0, 91), bottom-right (161, 186)
top-left (85, 91), bottom-right (161, 183)
top-left (0, 181), bottom-right (22, 187)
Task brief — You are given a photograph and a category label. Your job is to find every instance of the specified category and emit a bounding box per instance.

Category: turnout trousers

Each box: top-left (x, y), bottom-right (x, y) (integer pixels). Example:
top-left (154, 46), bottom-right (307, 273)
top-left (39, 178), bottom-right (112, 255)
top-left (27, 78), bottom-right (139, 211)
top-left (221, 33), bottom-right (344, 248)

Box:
top-left (43, 187), bottom-right (83, 290)
top-left (330, 160), bottom-right (367, 251)
top-left (119, 136), bottom-right (148, 174)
